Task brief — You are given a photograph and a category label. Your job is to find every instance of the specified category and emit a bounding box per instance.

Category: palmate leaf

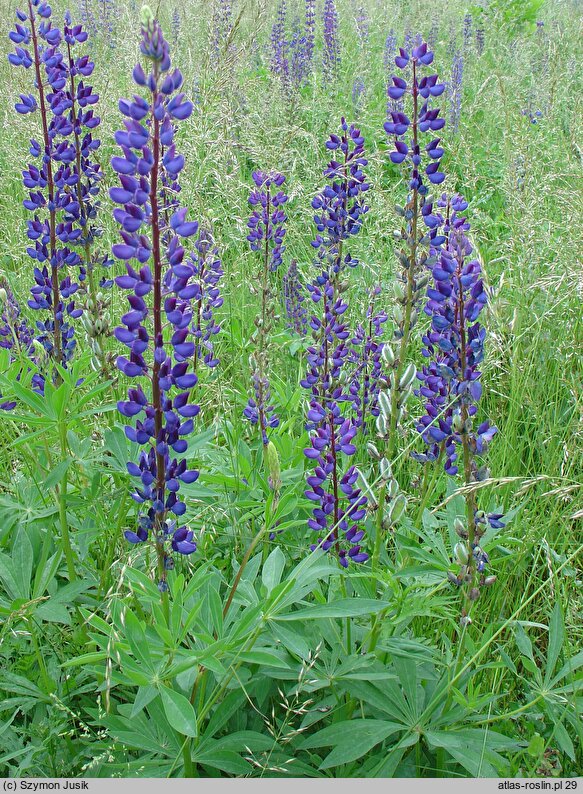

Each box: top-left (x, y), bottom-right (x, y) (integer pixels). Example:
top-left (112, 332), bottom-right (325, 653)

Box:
top-left (299, 719), bottom-right (402, 769)
top-left (425, 728), bottom-right (519, 776)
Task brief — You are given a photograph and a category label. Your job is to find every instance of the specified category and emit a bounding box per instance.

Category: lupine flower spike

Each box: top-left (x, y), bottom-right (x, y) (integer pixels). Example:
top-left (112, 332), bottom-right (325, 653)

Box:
top-left (301, 120), bottom-right (370, 568)
top-left (415, 195), bottom-right (503, 621)
top-left (9, 0), bottom-right (85, 390)
top-left (61, 14), bottom-right (111, 375)
top-left (382, 40), bottom-right (446, 458)
top-left (283, 259), bottom-right (307, 336)
top-left (111, 11), bottom-right (201, 593)
top-left (243, 171), bottom-right (287, 491)
top-left (367, 40), bottom-right (445, 568)
top-left (322, 0), bottom-right (340, 85)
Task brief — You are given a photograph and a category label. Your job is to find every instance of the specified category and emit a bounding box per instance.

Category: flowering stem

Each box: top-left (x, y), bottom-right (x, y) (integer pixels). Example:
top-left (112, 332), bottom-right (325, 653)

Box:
top-left (28, 0), bottom-right (62, 370)
top-left (388, 60), bottom-right (419, 464)
top-left (415, 446), bottom-right (444, 522)
top-left (147, 63), bottom-right (170, 609)
top-left (456, 268), bottom-right (478, 615)
top-left (57, 417), bottom-right (77, 581)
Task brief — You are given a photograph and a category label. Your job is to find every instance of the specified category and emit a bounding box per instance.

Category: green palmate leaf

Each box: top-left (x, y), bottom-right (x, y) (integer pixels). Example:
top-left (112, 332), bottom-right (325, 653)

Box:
top-left (300, 719), bottom-right (401, 769)
top-left (273, 598), bottom-right (392, 621)
top-left (425, 729), bottom-right (517, 777)
top-left (159, 686), bottom-right (198, 738)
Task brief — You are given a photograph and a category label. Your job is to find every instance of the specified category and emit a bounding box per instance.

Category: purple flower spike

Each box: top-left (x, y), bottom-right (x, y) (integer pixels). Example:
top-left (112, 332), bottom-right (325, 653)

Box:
top-left (283, 259), bottom-right (307, 336)
top-left (7, 0), bottom-right (98, 389)
top-left (112, 17), bottom-right (213, 588)
top-left (247, 170), bottom-right (287, 272)
top-left (243, 170), bottom-right (286, 450)
top-left (322, 0), bottom-right (340, 84)
top-left (414, 194), bottom-right (504, 608)
top-left (301, 120), bottom-right (371, 567)
top-left (384, 39), bottom-right (445, 198)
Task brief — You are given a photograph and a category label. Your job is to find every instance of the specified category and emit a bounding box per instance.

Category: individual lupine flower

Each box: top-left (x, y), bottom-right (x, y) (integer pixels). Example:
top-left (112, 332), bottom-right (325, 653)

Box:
top-left (475, 27), bottom-right (485, 55)
top-left (352, 76), bottom-right (365, 115)
top-left (305, 0), bottom-right (316, 73)
top-left (243, 170), bottom-right (287, 452)
top-left (301, 120), bottom-right (370, 567)
top-left (374, 40), bottom-right (446, 544)
top-left (383, 29), bottom-right (397, 70)
top-left (448, 51), bottom-right (463, 134)
top-left (322, 0), bottom-right (340, 85)
top-left (9, 1), bottom-right (84, 386)
top-left (111, 16), bottom-right (201, 590)
top-left (414, 194), bottom-right (502, 616)
top-left (349, 287), bottom-right (387, 434)
top-left (463, 13), bottom-right (473, 49)
top-left (282, 259), bottom-right (307, 335)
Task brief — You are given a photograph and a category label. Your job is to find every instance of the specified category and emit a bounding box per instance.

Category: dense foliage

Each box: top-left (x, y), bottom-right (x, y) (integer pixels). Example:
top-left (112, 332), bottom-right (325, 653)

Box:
top-left (0, 0), bottom-right (581, 779)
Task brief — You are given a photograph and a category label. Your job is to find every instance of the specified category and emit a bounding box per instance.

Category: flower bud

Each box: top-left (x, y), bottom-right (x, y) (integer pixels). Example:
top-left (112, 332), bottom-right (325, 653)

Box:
top-left (387, 477), bottom-right (399, 498)
top-left (452, 412), bottom-right (464, 433)
top-left (265, 440), bottom-right (281, 491)
top-left (379, 457), bottom-right (392, 481)
top-left (454, 517), bottom-right (466, 537)
top-left (388, 493), bottom-right (407, 524)
top-left (378, 390), bottom-right (391, 418)
top-left (454, 542), bottom-right (469, 564)
top-left (399, 362), bottom-right (417, 390)
top-left (483, 575), bottom-right (497, 586)
top-left (375, 413), bottom-right (388, 435)
top-left (381, 344), bottom-right (395, 367)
